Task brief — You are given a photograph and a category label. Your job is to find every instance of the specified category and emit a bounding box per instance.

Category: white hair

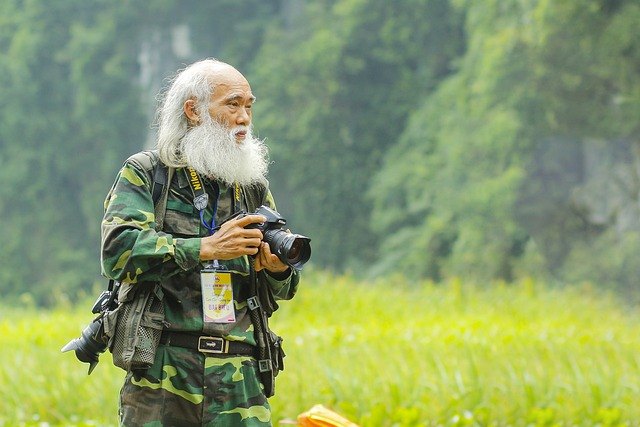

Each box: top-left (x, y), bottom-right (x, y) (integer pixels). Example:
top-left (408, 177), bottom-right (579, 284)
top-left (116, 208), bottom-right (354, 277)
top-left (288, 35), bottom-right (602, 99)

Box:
top-left (156, 59), bottom-right (222, 167)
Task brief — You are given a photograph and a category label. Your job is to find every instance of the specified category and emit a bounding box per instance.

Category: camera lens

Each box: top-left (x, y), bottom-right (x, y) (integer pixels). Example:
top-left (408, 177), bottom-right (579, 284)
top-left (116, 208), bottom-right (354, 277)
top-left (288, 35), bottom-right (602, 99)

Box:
top-left (264, 229), bottom-right (311, 270)
top-left (61, 318), bottom-right (107, 374)
top-left (288, 239), bottom-right (303, 261)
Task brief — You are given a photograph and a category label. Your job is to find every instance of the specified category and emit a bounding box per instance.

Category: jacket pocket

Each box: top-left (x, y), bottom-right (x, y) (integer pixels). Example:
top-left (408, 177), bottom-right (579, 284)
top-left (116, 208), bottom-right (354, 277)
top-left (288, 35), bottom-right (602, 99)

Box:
top-left (163, 200), bottom-right (199, 237)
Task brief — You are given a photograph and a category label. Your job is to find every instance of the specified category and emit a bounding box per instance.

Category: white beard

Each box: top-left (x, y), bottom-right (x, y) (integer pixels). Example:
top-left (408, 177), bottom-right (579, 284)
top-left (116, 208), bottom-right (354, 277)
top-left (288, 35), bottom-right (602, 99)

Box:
top-left (180, 117), bottom-right (269, 186)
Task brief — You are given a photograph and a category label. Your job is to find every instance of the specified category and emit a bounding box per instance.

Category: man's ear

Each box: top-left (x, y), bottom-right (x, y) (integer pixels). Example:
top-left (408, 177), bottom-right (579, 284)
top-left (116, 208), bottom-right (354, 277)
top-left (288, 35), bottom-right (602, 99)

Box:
top-left (183, 99), bottom-right (200, 124)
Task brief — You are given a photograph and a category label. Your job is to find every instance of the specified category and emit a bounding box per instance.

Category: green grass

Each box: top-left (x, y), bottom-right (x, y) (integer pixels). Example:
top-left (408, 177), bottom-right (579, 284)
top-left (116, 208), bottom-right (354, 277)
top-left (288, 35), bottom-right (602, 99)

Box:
top-left (1, 271), bottom-right (639, 426)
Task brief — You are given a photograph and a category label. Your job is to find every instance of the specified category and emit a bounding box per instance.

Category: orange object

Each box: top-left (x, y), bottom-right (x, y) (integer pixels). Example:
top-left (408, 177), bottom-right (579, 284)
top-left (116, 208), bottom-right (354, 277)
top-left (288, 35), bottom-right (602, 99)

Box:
top-left (297, 404), bottom-right (360, 427)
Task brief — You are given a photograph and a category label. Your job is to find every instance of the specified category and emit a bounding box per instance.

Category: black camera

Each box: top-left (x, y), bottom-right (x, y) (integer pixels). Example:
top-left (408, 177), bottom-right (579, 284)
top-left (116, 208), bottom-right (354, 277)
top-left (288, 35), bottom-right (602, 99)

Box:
top-left (245, 205), bottom-right (311, 270)
top-left (61, 286), bottom-right (118, 374)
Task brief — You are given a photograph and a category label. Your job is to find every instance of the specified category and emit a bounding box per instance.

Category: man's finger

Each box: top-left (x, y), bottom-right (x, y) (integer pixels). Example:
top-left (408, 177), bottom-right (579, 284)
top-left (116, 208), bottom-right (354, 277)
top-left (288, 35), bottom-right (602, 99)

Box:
top-left (234, 214), bottom-right (267, 228)
top-left (260, 242), bottom-right (272, 256)
top-left (244, 238), bottom-right (263, 248)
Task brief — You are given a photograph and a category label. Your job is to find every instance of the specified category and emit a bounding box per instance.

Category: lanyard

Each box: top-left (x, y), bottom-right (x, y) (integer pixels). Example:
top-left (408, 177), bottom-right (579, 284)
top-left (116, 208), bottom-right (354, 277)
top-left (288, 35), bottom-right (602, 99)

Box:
top-left (185, 167), bottom-right (242, 236)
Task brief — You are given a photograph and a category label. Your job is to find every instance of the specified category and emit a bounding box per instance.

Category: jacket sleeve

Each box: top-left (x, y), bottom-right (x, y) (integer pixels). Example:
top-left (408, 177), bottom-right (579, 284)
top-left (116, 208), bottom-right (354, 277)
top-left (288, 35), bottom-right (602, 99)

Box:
top-left (257, 188), bottom-right (301, 300)
top-left (101, 161), bottom-right (201, 284)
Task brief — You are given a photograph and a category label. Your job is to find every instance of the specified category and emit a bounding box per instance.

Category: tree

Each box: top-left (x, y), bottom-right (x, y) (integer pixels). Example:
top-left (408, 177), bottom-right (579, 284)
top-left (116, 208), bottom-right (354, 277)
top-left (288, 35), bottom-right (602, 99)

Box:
top-left (252, 0), bottom-right (464, 270)
top-left (370, 0), bottom-right (640, 292)
top-left (0, 0), bottom-right (144, 304)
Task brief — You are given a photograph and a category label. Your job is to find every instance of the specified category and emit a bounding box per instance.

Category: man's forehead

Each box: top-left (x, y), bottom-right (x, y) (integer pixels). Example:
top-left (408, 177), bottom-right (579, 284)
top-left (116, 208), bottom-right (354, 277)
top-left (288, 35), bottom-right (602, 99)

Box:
top-left (209, 67), bottom-right (254, 98)
top-left (211, 81), bottom-right (254, 101)
top-left (208, 65), bottom-right (249, 87)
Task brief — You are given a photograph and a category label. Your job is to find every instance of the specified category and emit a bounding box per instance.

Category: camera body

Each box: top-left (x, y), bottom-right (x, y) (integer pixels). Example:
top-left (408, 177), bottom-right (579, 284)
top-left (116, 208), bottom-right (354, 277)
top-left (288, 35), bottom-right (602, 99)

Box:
top-left (245, 205), bottom-right (311, 270)
top-left (92, 290), bottom-right (114, 314)
top-left (246, 205), bottom-right (288, 234)
top-left (61, 284), bottom-right (119, 374)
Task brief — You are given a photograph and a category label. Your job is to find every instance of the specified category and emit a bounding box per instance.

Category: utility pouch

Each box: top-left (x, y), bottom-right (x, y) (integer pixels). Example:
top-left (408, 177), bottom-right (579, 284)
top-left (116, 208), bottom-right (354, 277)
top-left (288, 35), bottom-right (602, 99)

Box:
top-left (109, 282), bottom-right (165, 372)
top-left (269, 331), bottom-right (285, 374)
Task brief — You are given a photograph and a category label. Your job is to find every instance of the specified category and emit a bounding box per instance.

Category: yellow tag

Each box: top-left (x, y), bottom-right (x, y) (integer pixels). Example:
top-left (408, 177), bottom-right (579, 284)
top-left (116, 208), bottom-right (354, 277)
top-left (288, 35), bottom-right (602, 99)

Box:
top-left (201, 270), bottom-right (235, 323)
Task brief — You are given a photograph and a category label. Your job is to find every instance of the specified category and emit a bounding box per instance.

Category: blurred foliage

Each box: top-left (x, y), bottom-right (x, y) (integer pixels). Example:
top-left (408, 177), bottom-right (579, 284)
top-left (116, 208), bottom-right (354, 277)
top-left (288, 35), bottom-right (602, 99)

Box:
top-left (252, 0), bottom-right (464, 269)
top-left (0, 0), bottom-right (144, 304)
top-left (370, 0), bottom-right (640, 296)
top-left (0, 0), bottom-right (639, 304)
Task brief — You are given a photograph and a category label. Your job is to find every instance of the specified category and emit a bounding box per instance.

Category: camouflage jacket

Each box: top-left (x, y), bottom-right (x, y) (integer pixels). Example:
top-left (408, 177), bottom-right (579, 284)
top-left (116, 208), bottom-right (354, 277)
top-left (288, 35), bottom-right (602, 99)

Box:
top-left (101, 151), bottom-right (299, 345)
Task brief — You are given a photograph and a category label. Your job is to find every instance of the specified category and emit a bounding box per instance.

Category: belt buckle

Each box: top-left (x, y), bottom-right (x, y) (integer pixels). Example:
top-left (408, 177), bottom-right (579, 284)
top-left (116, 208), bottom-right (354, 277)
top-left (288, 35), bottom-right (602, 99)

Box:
top-left (198, 336), bottom-right (227, 354)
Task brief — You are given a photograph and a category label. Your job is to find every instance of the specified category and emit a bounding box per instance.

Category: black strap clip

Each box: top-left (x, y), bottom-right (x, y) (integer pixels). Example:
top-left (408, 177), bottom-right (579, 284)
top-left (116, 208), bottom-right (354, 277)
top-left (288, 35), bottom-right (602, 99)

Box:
top-left (247, 296), bottom-right (260, 311)
top-left (258, 359), bottom-right (272, 373)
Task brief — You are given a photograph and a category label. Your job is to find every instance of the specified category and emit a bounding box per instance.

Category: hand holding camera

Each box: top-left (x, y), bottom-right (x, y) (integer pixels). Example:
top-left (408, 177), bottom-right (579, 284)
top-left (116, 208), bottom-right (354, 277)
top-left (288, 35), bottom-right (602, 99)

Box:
top-left (254, 241), bottom-right (289, 273)
top-left (199, 213), bottom-right (267, 261)
top-left (200, 206), bottom-right (311, 270)
top-left (243, 206), bottom-right (311, 270)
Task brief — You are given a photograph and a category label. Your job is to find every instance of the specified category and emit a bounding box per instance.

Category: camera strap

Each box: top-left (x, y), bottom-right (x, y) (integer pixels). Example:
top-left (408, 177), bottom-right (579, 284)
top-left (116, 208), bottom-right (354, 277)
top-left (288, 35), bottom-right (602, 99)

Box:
top-left (152, 161), bottom-right (173, 231)
top-left (185, 167), bottom-right (242, 235)
top-left (186, 167), bottom-right (209, 211)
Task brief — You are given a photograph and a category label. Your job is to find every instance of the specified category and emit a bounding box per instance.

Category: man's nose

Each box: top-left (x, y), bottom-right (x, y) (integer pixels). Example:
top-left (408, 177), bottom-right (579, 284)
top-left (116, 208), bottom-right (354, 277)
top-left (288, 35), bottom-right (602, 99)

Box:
top-left (236, 107), bottom-right (251, 126)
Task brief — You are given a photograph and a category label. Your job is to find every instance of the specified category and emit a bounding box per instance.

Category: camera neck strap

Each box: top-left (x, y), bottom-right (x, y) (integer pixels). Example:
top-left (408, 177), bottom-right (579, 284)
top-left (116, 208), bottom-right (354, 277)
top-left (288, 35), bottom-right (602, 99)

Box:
top-left (186, 167), bottom-right (210, 211)
top-left (185, 167), bottom-right (242, 234)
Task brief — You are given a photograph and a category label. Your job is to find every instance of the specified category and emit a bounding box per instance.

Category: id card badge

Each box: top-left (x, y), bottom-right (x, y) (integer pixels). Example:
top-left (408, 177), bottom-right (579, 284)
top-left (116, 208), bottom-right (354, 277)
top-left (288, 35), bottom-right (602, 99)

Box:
top-left (201, 265), bottom-right (236, 323)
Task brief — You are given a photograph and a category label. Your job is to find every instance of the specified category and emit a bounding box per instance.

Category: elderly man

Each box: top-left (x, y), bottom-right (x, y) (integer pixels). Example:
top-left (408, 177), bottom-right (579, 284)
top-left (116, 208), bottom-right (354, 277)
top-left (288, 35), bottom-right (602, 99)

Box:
top-left (101, 59), bottom-right (300, 426)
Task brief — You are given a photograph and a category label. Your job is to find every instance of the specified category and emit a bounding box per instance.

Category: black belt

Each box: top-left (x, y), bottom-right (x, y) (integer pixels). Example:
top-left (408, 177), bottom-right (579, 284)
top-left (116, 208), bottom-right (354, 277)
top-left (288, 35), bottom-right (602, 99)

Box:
top-left (160, 331), bottom-right (255, 357)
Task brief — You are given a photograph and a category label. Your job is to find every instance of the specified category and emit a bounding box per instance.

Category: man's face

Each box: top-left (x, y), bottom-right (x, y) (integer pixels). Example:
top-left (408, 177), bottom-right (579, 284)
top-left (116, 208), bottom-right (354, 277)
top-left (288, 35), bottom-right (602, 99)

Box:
top-left (179, 66), bottom-right (268, 185)
top-left (206, 71), bottom-right (255, 143)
